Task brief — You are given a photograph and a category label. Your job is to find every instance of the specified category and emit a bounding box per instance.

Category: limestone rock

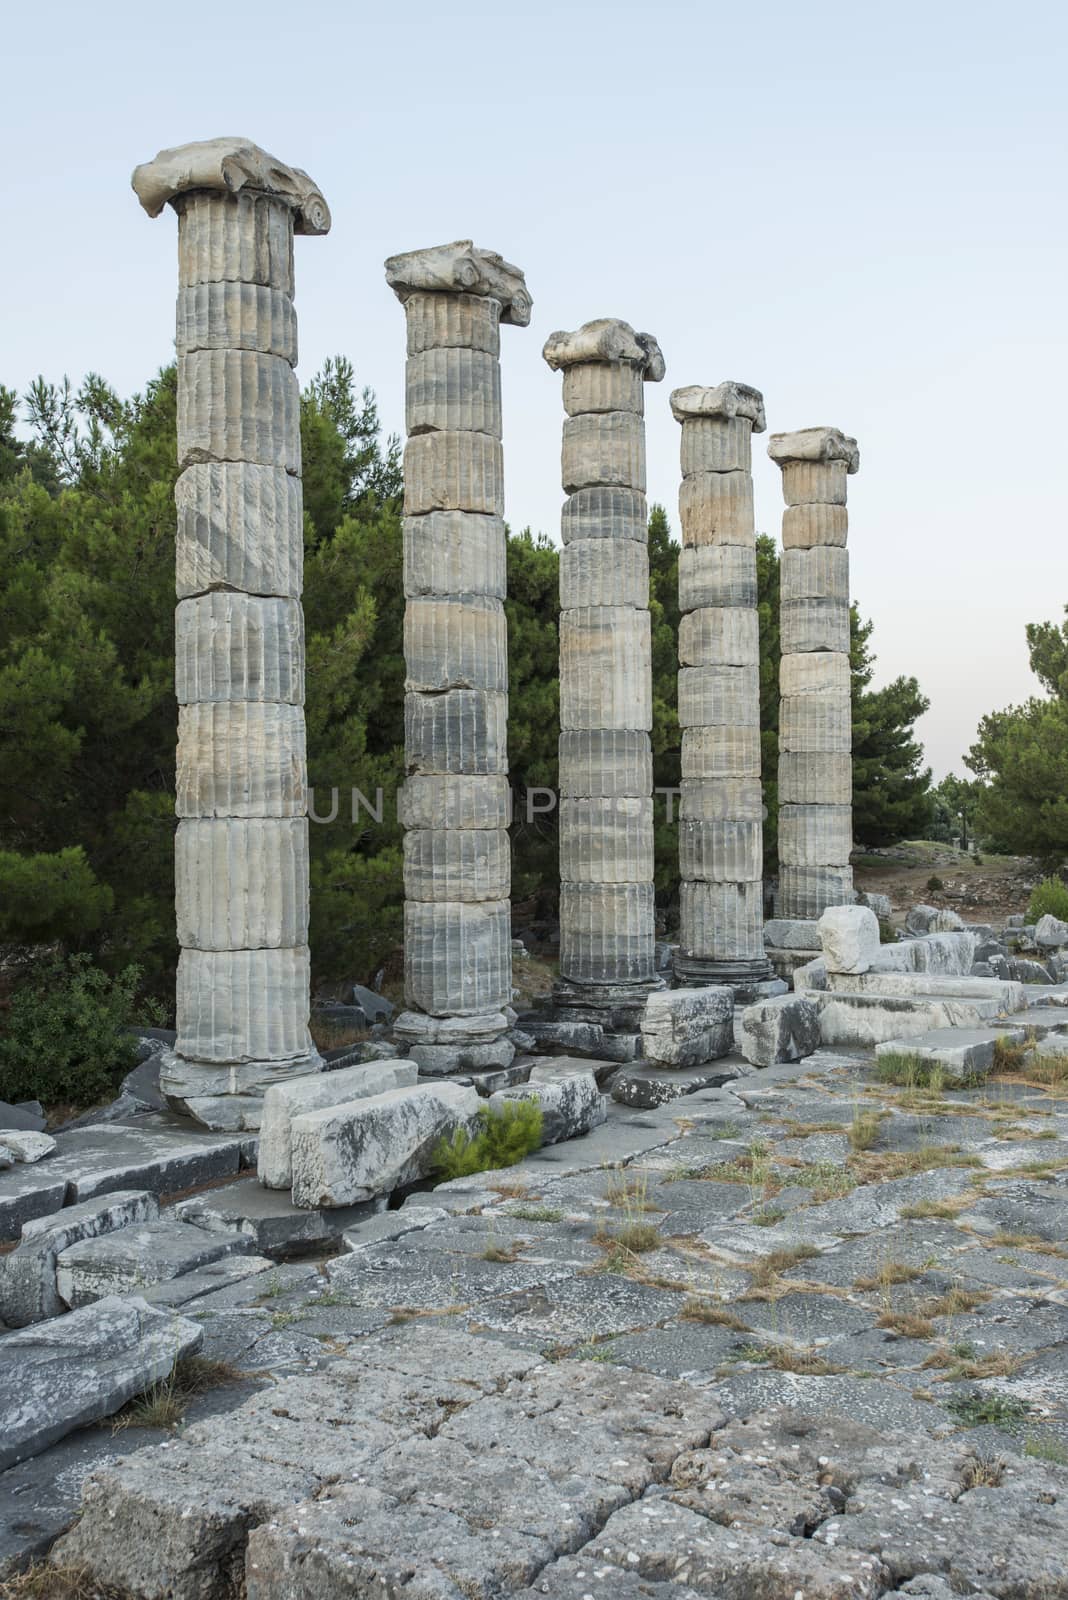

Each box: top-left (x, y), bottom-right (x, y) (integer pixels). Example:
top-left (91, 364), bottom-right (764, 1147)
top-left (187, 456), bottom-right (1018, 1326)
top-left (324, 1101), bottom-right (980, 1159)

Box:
top-left (55, 1219), bottom-right (255, 1308)
top-left (258, 1059), bottom-right (418, 1190)
top-left (1035, 913), bottom-right (1068, 948)
top-left (0, 1295), bottom-right (202, 1471)
top-left (290, 1082), bottom-right (481, 1207)
top-left (905, 902), bottom-right (965, 935)
top-left (763, 918), bottom-right (822, 949)
top-left (740, 994), bottom-right (821, 1066)
top-left (0, 1131), bottom-right (55, 1164)
top-left (640, 986), bottom-right (734, 1067)
top-left (0, 1190), bottom-right (159, 1328)
top-left (818, 904), bottom-right (881, 974)
top-left (490, 1063), bottom-right (605, 1145)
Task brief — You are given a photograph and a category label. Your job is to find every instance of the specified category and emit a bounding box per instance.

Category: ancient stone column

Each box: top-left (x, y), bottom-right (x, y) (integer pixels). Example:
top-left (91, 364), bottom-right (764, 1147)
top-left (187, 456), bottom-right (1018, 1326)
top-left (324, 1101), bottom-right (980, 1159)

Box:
top-left (543, 320), bottom-right (665, 1038)
top-left (132, 139), bottom-right (330, 1129)
top-left (671, 383), bottom-right (775, 997)
top-left (386, 242), bottom-right (531, 1075)
top-left (768, 426), bottom-right (860, 919)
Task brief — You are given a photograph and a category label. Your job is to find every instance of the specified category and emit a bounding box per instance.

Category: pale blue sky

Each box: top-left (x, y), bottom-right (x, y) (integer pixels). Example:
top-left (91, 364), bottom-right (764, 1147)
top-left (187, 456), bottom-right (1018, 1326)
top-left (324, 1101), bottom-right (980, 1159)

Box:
top-left (5, 0), bottom-right (1066, 778)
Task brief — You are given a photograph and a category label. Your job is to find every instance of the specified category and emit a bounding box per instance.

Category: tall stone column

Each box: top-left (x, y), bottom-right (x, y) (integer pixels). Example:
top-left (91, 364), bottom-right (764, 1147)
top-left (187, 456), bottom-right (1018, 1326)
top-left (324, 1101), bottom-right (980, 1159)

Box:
top-left (671, 383), bottom-right (775, 998)
top-left (386, 242), bottom-right (531, 1075)
top-left (132, 139), bottom-right (330, 1129)
top-left (768, 426), bottom-right (860, 919)
top-left (543, 320), bottom-right (665, 1041)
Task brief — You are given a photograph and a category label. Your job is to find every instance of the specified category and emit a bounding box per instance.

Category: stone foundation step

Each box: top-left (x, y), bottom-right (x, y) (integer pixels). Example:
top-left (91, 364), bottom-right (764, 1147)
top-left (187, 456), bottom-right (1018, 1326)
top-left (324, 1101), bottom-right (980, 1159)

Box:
top-left (55, 1219), bottom-right (258, 1308)
top-left (0, 1116), bottom-right (255, 1242)
top-left (813, 989), bottom-right (1009, 1048)
top-left (173, 1175), bottom-right (384, 1255)
top-left (1004, 1004), bottom-right (1068, 1035)
top-left (610, 1058), bottom-right (745, 1109)
top-left (874, 1026), bottom-right (1028, 1081)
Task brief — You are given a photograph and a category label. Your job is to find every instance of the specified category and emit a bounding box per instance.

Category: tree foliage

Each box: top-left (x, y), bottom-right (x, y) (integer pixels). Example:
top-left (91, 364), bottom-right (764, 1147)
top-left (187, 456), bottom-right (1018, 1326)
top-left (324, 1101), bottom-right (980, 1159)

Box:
top-left (967, 607), bottom-right (1068, 866)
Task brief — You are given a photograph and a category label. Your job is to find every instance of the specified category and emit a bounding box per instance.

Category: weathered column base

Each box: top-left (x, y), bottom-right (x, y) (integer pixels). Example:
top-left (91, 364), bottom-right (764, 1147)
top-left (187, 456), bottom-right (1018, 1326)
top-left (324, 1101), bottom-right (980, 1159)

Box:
top-left (672, 953), bottom-right (785, 1005)
top-left (392, 1010), bottom-right (515, 1076)
top-left (158, 1049), bottom-right (323, 1131)
top-left (520, 976), bottom-right (666, 1066)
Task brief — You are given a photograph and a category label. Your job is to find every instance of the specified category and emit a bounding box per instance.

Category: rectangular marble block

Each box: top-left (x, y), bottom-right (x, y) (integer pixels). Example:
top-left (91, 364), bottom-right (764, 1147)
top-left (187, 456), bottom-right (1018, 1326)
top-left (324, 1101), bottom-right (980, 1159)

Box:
top-left (678, 607), bottom-right (759, 668)
top-left (258, 1059), bottom-right (419, 1190)
top-left (559, 797), bottom-right (654, 884)
top-left (778, 804), bottom-right (853, 866)
top-left (177, 350), bottom-right (301, 473)
top-left (176, 189), bottom-right (294, 296)
top-left (175, 593), bottom-right (304, 705)
top-left (680, 725), bottom-right (761, 779)
top-left (175, 463), bottom-right (303, 601)
top-left (781, 546), bottom-right (849, 600)
top-left (403, 828), bottom-right (510, 902)
top-left (679, 818), bottom-right (762, 882)
top-left (779, 693), bottom-right (851, 753)
top-left (559, 608), bottom-right (652, 731)
top-left (403, 900), bottom-right (511, 1015)
top-left (175, 282), bottom-right (297, 364)
top-left (403, 431), bottom-right (503, 517)
top-left (678, 471), bottom-right (755, 546)
top-left (780, 652), bottom-right (850, 697)
top-left (562, 361), bottom-right (645, 417)
top-left (176, 701), bottom-right (306, 817)
top-left (404, 689), bottom-right (508, 775)
top-left (778, 751), bottom-right (852, 805)
top-left (558, 882), bottom-right (655, 985)
top-left (677, 664), bottom-right (760, 728)
top-left (680, 880), bottom-right (765, 961)
top-left (176, 946), bottom-right (313, 1064)
top-left (781, 503), bottom-right (849, 550)
top-left (780, 596), bottom-right (850, 655)
top-left (402, 512), bottom-right (506, 599)
top-left (560, 537), bottom-right (649, 610)
top-left (402, 291), bottom-right (500, 358)
top-left (398, 774), bottom-right (511, 830)
top-left (175, 818), bottom-right (309, 949)
top-left (558, 729), bottom-right (653, 798)
top-left (561, 486), bottom-right (648, 544)
top-left (404, 595), bottom-right (507, 693)
top-left (641, 986), bottom-right (734, 1068)
top-left (405, 347), bottom-right (502, 438)
top-left (678, 545), bottom-right (757, 611)
top-left (561, 411), bottom-right (646, 495)
top-left (779, 864), bottom-right (855, 921)
top-left (780, 460), bottom-right (850, 507)
top-left (679, 416), bottom-right (753, 476)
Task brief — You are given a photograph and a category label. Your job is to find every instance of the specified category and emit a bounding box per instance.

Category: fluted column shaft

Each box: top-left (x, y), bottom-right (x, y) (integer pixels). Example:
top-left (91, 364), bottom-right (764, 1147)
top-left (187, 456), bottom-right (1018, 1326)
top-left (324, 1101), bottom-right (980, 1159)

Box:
top-left (769, 426), bottom-right (860, 919)
top-left (671, 383), bottom-right (772, 989)
top-left (386, 242), bottom-right (530, 1071)
top-left (133, 139), bottom-right (330, 1126)
top-left (542, 320), bottom-right (665, 1003)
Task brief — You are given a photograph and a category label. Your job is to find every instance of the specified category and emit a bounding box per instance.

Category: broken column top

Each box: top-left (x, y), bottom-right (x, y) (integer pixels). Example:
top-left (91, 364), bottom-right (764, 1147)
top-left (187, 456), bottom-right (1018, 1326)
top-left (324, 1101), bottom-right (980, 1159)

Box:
top-left (385, 240), bottom-right (532, 325)
top-left (670, 382), bottom-right (766, 431)
top-left (542, 318), bottom-right (665, 381)
top-left (132, 137), bottom-right (331, 234)
top-left (768, 426), bottom-right (859, 473)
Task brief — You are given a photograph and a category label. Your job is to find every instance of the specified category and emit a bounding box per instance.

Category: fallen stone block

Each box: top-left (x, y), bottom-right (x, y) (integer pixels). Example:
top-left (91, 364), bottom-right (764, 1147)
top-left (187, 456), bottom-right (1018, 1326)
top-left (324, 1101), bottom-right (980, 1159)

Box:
top-left (814, 991), bottom-right (1010, 1046)
top-left (257, 1059), bottom-right (418, 1190)
top-left (818, 903), bottom-right (881, 974)
top-left (290, 1082), bottom-right (481, 1208)
top-left (520, 1018), bottom-right (643, 1064)
top-left (857, 890), bottom-right (892, 919)
top-left (138, 1254), bottom-right (275, 1308)
top-left (610, 1059), bottom-right (743, 1107)
top-left (640, 986), bottom-right (733, 1068)
top-left (489, 1063), bottom-right (605, 1144)
top-left (1035, 913), bottom-right (1068, 949)
top-left (342, 1206), bottom-right (449, 1253)
top-left (905, 902), bottom-right (964, 934)
top-left (874, 1026), bottom-right (1025, 1081)
top-left (0, 1189), bottom-right (158, 1327)
top-left (56, 1219), bottom-right (256, 1308)
top-left (175, 1175), bottom-right (382, 1254)
top-left (0, 1295), bottom-right (202, 1471)
top-left (0, 1099), bottom-right (46, 1134)
top-left (1009, 955), bottom-right (1055, 984)
top-left (739, 994), bottom-right (821, 1066)
top-left (0, 1131), bottom-right (55, 1164)
top-left (826, 970), bottom-right (1027, 1009)
top-left (763, 917), bottom-right (820, 949)
top-left (792, 956), bottom-right (828, 991)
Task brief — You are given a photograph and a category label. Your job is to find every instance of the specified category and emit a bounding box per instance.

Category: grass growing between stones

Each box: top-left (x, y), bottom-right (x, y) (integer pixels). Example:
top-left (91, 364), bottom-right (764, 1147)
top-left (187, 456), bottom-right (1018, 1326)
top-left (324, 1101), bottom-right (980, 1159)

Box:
top-left (1, 1564), bottom-right (129, 1600)
top-left (679, 1296), bottom-right (750, 1330)
top-left (849, 1145), bottom-right (983, 1184)
top-left (877, 1310), bottom-right (936, 1339)
top-left (946, 1392), bottom-right (1033, 1429)
top-left (732, 1342), bottom-right (844, 1376)
top-left (110, 1354), bottom-right (245, 1431)
top-left (923, 1343), bottom-right (1021, 1381)
top-left (900, 1196), bottom-right (973, 1220)
top-left (505, 1204), bottom-right (563, 1223)
top-left (741, 1243), bottom-right (822, 1299)
top-left (849, 1108), bottom-right (884, 1152)
top-left (1024, 1435), bottom-right (1068, 1465)
top-left (854, 1260), bottom-right (925, 1292)
top-left (603, 1172), bottom-right (661, 1212)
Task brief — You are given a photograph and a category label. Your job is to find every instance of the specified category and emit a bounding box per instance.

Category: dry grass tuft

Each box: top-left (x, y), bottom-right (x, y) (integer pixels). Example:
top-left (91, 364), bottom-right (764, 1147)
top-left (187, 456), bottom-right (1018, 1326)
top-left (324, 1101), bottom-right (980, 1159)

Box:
top-left (679, 1297), bottom-right (749, 1331)
top-left (1, 1563), bottom-right (130, 1600)
top-left (849, 1109), bottom-right (883, 1152)
top-left (110, 1354), bottom-right (244, 1432)
top-left (918, 1286), bottom-right (989, 1319)
top-left (877, 1309), bottom-right (936, 1340)
top-left (960, 1454), bottom-right (1005, 1488)
top-left (854, 1260), bottom-right (925, 1292)
top-left (748, 1243), bottom-right (820, 1291)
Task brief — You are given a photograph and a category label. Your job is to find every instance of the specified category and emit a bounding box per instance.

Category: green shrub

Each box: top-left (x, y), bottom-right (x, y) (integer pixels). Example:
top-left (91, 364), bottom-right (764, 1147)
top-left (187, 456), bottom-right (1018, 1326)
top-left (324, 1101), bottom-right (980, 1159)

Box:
top-left (433, 1100), bottom-right (543, 1180)
top-left (1027, 876), bottom-right (1068, 924)
top-left (0, 953), bottom-right (163, 1108)
top-left (878, 917), bottom-right (897, 944)
top-left (927, 874), bottom-right (944, 892)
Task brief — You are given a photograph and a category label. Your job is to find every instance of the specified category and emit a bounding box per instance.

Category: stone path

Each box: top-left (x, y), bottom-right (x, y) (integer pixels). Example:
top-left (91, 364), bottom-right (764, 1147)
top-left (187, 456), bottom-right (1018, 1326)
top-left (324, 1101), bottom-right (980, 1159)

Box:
top-left (4, 1045), bottom-right (1068, 1595)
